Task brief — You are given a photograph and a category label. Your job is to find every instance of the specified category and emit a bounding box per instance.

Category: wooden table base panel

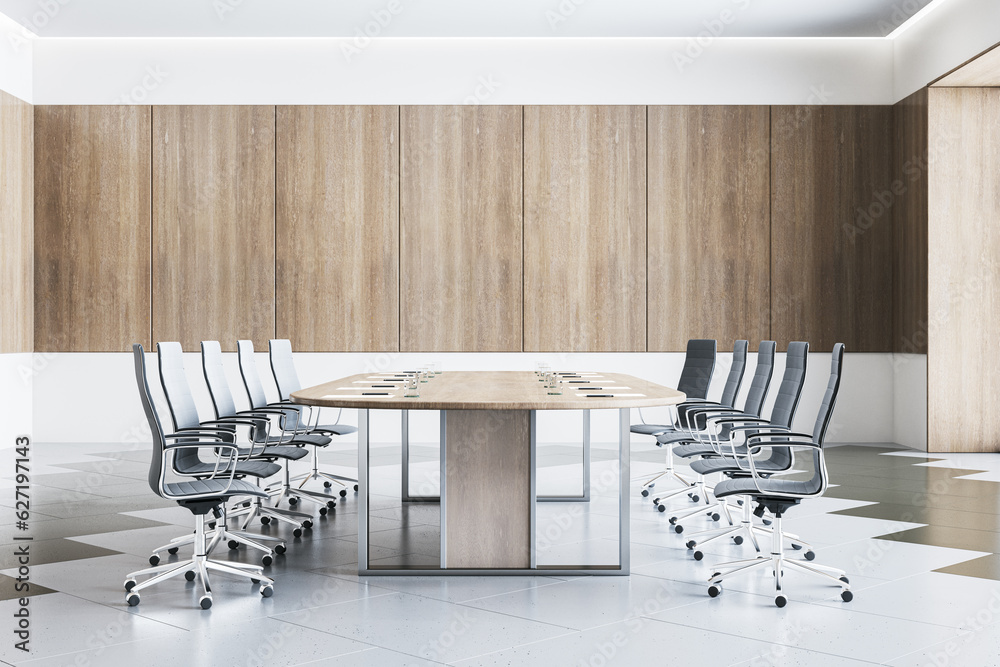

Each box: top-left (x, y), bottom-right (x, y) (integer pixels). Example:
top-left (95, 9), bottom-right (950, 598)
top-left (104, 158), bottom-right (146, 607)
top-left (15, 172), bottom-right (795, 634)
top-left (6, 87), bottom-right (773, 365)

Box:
top-left (444, 409), bottom-right (532, 569)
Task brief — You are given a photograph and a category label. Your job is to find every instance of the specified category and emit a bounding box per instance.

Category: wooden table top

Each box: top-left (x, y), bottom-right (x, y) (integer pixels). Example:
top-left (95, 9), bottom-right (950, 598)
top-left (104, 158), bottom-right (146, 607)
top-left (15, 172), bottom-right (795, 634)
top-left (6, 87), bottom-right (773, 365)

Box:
top-left (290, 371), bottom-right (685, 411)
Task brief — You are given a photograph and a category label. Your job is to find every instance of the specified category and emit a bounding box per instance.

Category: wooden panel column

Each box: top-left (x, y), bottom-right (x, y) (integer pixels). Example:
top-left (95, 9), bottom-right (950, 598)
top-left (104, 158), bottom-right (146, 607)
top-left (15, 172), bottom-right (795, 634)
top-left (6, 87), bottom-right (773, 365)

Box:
top-left (770, 105), bottom-right (893, 352)
top-left (928, 88), bottom-right (1000, 452)
top-left (276, 106), bottom-right (399, 352)
top-left (34, 106), bottom-right (151, 351)
top-left (400, 106), bottom-right (522, 352)
top-left (152, 106), bottom-right (275, 351)
top-left (0, 91), bottom-right (32, 353)
top-left (647, 106), bottom-right (771, 351)
top-left (523, 106), bottom-right (646, 352)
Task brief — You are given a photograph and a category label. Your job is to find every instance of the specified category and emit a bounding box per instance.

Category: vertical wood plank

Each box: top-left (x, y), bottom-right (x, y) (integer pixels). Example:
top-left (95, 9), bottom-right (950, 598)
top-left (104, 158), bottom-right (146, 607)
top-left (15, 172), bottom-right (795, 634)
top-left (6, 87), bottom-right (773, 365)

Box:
top-left (770, 105), bottom-right (893, 352)
top-left (34, 105), bottom-right (151, 352)
top-left (0, 91), bottom-right (32, 353)
top-left (928, 88), bottom-right (1000, 452)
top-left (523, 106), bottom-right (646, 352)
top-left (647, 106), bottom-right (771, 352)
top-left (893, 89), bottom-right (929, 354)
top-left (152, 106), bottom-right (275, 352)
top-left (276, 106), bottom-right (399, 352)
top-left (400, 106), bottom-right (522, 352)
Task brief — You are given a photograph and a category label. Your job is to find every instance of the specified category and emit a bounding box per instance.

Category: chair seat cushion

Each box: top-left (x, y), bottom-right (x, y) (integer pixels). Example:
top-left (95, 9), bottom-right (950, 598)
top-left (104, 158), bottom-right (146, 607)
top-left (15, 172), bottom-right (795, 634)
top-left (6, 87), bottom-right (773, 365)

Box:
top-left (713, 476), bottom-right (821, 499)
top-left (259, 445), bottom-right (309, 461)
top-left (164, 478), bottom-right (267, 499)
top-left (631, 423), bottom-right (674, 437)
top-left (264, 433), bottom-right (331, 447)
top-left (314, 424), bottom-right (358, 437)
top-left (178, 458), bottom-right (280, 478)
top-left (690, 455), bottom-right (787, 476)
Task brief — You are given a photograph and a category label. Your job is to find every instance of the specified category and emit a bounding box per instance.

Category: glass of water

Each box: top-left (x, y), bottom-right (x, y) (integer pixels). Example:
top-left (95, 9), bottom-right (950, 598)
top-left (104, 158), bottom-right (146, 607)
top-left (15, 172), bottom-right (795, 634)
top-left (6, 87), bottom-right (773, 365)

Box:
top-left (404, 376), bottom-right (420, 398)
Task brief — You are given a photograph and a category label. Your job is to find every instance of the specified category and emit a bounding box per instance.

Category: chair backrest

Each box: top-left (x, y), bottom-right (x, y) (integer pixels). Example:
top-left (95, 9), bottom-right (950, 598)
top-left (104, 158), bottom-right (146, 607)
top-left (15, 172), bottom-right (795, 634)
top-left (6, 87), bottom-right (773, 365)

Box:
top-left (812, 343), bottom-right (845, 446)
top-left (269, 339), bottom-right (301, 401)
top-left (677, 339), bottom-right (716, 400)
top-left (133, 344), bottom-right (167, 498)
top-left (201, 340), bottom-right (237, 419)
top-left (718, 340), bottom-right (749, 408)
top-left (237, 339), bottom-right (270, 410)
top-left (768, 341), bottom-right (809, 429)
top-left (743, 341), bottom-right (776, 417)
top-left (157, 342), bottom-right (201, 431)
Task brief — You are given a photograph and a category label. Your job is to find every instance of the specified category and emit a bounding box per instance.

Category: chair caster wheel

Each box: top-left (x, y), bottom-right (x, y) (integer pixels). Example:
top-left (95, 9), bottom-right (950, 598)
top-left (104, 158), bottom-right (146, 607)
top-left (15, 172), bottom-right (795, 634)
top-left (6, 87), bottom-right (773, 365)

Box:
top-left (262, 554), bottom-right (273, 566)
top-left (841, 590), bottom-right (853, 602)
top-left (319, 507), bottom-right (328, 516)
top-left (167, 547), bottom-right (179, 555)
top-left (275, 544), bottom-right (286, 555)
top-left (148, 554), bottom-right (160, 566)
top-left (260, 516), bottom-right (271, 525)
top-left (354, 484), bottom-right (359, 492)
top-left (228, 540), bottom-right (239, 550)
top-left (185, 570), bottom-right (196, 582)
top-left (804, 551), bottom-right (816, 561)
top-left (288, 497), bottom-right (298, 506)
top-left (686, 540), bottom-right (696, 549)
top-left (733, 536), bottom-right (744, 545)
top-left (839, 576), bottom-right (850, 584)
top-left (293, 528), bottom-right (303, 538)
top-left (791, 543), bottom-right (803, 550)
top-left (126, 592), bottom-right (140, 606)
top-left (711, 513), bottom-right (721, 522)
top-left (652, 498), bottom-right (660, 505)
top-left (327, 501), bottom-right (336, 509)
top-left (674, 525), bottom-right (684, 534)
top-left (762, 518), bottom-right (772, 526)
top-left (668, 517), bottom-right (677, 525)
top-left (708, 585), bottom-right (722, 598)
top-left (657, 504), bottom-right (666, 513)
top-left (199, 595), bottom-right (213, 610)
top-left (340, 489), bottom-right (347, 498)
top-left (690, 495), bottom-right (700, 503)
top-left (302, 520), bottom-right (313, 530)
top-left (124, 579), bottom-right (137, 592)
top-left (260, 584), bottom-right (274, 598)
top-left (693, 551), bottom-right (704, 561)
top-left (324, 481), bottom-right (333, 488)
top-left (641, 489), bottom-right (649, 497)
top-left (251, 578), bottom-right (260, 584)
top-left (775, 595), bottom-right (787, 608)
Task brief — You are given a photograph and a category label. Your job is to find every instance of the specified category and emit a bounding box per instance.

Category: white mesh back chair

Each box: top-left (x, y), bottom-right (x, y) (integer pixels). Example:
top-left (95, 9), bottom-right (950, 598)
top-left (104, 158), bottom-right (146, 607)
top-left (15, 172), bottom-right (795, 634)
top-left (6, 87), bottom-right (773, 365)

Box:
top-left (269, 339), bottom-right (359, 498)
top-left (124, 344), bottom-right (274, 610)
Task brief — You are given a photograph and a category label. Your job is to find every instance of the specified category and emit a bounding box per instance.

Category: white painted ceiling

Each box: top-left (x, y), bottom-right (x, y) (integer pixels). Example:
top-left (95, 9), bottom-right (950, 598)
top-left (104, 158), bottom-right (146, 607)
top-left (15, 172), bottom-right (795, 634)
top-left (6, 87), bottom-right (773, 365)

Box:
top-left (0, 0), bottom-right (933, 39)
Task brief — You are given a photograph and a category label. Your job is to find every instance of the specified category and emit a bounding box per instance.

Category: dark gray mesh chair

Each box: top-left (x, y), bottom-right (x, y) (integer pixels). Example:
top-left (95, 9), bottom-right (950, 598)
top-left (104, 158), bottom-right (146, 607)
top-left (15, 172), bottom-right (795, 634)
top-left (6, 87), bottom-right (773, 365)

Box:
top-left (269, 338), bottom-right (359, 497)
top-left (156, 342), bottom-right (290, 562)
top-left (237, 340), bottom-right (342, 511)
top-left (633, 339), bottom-right (719, 500)
top-left (707, 344), bottom-right (851, 608)
top-left (649, 341), bottom-right (776, 513)
top-left (202, 340), bottom-right (325, 534)
top-left (124, 344), bottom-right (274, 610)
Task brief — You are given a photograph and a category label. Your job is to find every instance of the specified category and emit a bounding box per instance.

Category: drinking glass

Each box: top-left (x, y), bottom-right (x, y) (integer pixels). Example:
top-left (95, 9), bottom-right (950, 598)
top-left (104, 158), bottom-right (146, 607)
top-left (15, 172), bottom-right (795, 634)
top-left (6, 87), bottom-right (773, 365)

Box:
top-left (404, 377), bottom-right (420, 398)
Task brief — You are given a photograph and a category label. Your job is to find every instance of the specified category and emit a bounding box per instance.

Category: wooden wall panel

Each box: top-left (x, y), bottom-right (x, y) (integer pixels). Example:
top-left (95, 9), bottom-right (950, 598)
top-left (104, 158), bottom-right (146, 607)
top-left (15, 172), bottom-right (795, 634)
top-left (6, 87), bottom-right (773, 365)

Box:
top-left (152, 106), bottom-right (275, 351)
top-left (276, 106), bottom-right (398, 352)
top-left (928, 88), bottom-right (1000, 452)
top-left (523, 106), bottom-right (646, 352)
top-left (0, 91), bottom-right (32, 353)
top-left (770, 105), bottom-right (893, 352)
top-left (34, 106), bottom-right (151, 352)
top-left (893, 89), bottom-right (929, 354)
top-left (400, 106), bottom-right (522, 352)
top-left (647, 106), bottom-right (771, 352)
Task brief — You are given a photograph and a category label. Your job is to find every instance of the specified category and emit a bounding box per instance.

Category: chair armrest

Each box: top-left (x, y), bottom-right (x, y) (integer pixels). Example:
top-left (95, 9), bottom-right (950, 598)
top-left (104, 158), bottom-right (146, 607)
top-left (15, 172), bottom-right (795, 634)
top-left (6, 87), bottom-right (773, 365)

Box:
top-left (169, 429), bottom-right (236, 443)
top-left (745, 432), bottom-right (814, 443)
top-left (161, 442), bottom-right (240, 498)
top-left (744, 441), bottom-right (827, 499)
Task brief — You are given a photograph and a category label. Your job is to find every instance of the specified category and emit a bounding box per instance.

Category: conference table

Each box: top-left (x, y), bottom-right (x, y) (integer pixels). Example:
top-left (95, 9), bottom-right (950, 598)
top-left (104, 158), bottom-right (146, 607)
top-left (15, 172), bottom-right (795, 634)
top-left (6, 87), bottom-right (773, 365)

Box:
top-left (291, 371), bottom-right (684, 575)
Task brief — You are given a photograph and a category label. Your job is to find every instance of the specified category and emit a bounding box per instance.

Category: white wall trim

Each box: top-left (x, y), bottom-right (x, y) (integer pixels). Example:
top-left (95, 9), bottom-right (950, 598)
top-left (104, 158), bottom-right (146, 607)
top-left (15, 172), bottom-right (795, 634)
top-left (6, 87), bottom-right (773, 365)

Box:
top-left (0, 12), bottom-right (33, 102)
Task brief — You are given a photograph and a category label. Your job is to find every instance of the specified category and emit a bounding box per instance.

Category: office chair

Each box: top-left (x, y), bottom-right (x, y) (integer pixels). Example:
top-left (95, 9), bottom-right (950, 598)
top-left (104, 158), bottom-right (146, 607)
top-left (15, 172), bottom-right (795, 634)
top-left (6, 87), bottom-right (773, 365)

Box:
top-left (668, 341), bottom-right (808, 539)
top-left (201, 340), bottom-right (326, 535)
top-left (633, 339), bottom-right (717, 499)
top-left (237, 340), bottom-right (340, 511)
top-left (155, 342), bottom-right (291, 562)
top-left (124, 344), bottom-right (274, 609)
top-left (650, 341), bottom-right (776, 513)
top-left (707, 344), bottom-right (852, 607)
top-left (269, 339), bottom-right (359, 497)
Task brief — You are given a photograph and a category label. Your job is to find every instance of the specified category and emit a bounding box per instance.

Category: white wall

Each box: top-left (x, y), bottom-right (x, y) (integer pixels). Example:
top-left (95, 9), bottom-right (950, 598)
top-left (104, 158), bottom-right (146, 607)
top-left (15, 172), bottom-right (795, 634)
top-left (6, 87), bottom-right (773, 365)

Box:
top-left (0, 12), bottom-right (33, 102)
top-left (0, 354), bottom-right (33, 452)
top-left (32, 351), bottom-right (895, 447)
top-left (893, 0), bottom-right (1000, 101)
top-left (893, 353), bottom-right (928, 450)
top-left (30, 36), bottom-right (893, 105)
